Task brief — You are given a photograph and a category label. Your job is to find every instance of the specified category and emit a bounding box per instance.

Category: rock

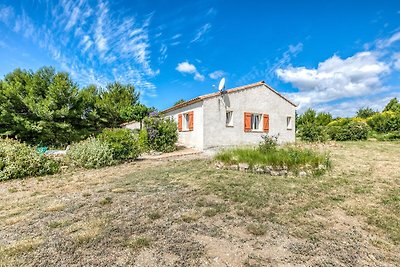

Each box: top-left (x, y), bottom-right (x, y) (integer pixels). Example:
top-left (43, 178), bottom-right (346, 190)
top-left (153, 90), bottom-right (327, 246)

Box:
top-left (255, 167), bottom-right (265, 174)
top-left (239, 163), bottom-right (249, 171)
top-left (299, 171), bottom-right (307, 177)
top-left (270, 170), bottom-right (280, 176)
top-left (318, 164), bottom-right (326, 170)
top-left (229, 164), bottom-right (239, 171)
top-left (280, 170), bottom-right (288, 176)
top-left (215, 161), bottom-right (224, 169)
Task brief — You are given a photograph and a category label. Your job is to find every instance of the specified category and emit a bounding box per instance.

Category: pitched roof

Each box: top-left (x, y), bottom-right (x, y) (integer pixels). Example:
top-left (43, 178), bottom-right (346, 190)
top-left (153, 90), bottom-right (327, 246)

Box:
top-left (161, 81), bottom-right (297, 114)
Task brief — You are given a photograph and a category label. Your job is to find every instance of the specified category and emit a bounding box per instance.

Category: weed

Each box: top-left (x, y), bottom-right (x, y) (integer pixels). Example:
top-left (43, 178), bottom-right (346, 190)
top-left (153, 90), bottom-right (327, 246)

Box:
top-left (99, 197), bottom-right (112, 205)
top-left (246, 223), bottom-right (267, 236)
top-left (148, 211), bottom-right (162, 220)
top-left (125, 237), bottom-right (151, 250)
top-left (7, 187), bottom-right (17, 193)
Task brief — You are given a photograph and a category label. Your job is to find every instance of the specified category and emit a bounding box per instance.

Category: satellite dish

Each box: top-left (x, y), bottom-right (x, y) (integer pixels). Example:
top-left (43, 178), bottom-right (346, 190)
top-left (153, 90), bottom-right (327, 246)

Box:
top-left (218, 78), bottom-right (225, 92)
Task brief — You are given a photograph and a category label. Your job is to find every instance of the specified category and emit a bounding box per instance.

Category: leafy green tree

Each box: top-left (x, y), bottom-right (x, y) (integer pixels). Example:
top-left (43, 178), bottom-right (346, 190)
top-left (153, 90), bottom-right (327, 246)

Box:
top-left (0, 67), bottom-right (146, 146)
top-left (120, 103), bottom-right (153, 123)
top-left (316, 112), bottom-right (333, 126)
top-left (356, 107), bottom-right (376, 118)
top-left (174, 99), bottom-right (186, 106)
top-left (383, 98), bottom-right (400, 113)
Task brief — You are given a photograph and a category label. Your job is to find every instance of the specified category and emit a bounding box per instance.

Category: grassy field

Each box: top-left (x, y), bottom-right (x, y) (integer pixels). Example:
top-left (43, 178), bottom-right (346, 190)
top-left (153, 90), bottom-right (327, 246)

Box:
top-left (0, 141), bottom-right (399, 266)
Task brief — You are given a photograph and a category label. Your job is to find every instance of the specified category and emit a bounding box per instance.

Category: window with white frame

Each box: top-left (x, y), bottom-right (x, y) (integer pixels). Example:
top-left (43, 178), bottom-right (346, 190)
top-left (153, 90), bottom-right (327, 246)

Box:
top-left (251, 114), bottom-right (262, 130)
top-left (182, 113), bottom-right (190, 131)
top-left (226, 111), bottom-right (233, 127)
top-left (287, 116), bottom-right (293, 130)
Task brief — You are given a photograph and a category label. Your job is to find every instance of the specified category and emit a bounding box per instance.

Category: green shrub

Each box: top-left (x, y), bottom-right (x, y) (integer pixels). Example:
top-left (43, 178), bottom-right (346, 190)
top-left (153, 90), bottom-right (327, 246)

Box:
top-left (0, 139), bottom-right (60, 180)
top-left (367, 111), bottom-right (400, 133)
top-left (98, 128), bottom-right (141, 160)
top-left (298, 124), bottom-right (328, 142)
top-left (328, 120), bottom-right (369, 141)
top-left (66, 137), bottom-right (114, 169)
top-left (370, 131), bottom-right (400, 141)
top-left (258, 135), bottom-right (278, 152)
top-left (142, 116), bottom-right (178, 152)
top-left (138, 128), bottom-right (150, 152)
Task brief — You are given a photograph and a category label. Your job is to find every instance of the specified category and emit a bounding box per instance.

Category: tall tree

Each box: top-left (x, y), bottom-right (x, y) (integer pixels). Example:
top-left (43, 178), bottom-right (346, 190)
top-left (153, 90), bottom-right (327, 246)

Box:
top-left (383, 98), bottom-right (400, 113)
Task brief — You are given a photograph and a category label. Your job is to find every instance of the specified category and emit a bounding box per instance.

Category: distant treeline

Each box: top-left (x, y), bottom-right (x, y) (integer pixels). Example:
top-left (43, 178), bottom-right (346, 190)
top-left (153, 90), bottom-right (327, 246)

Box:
top-left (296, 98), bottom-right (400, 141)
top-left (0, 67), bottom-right (153, 147)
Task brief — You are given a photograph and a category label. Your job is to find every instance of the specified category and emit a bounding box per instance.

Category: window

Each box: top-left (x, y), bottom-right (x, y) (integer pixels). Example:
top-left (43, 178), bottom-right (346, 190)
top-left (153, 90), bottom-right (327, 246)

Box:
top-left (226, 111), bottom-right (233, 127)
top-left (244, 112), bottom-right (268, 132)
top-left (182, 113), bottom-right (190, 131)
top-left (251, 114), bottom-right (262, 130)
top-left (287, 116), bottom-right (293, 130)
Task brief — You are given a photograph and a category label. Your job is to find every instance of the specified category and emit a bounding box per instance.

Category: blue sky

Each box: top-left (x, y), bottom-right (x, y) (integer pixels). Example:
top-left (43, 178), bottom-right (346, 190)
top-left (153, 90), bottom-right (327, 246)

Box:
top-left (0, 0), bottom-right (399, 116)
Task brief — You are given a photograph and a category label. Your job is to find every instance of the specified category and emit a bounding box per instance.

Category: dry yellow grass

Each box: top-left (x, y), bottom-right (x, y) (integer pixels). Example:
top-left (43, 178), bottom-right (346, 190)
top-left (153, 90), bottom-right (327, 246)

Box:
top-left (0, 141), bottom-right (398, 266)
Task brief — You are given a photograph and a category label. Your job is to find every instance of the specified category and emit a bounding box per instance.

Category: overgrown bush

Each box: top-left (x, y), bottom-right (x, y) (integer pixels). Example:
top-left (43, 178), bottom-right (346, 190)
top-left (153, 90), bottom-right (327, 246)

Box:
top-left (327, 120), bottom-right (369, 141)
top-left (98, 128), bottom-right (141, 160)
top-left (258, 135), bottom-right (278, 152)
top-left (298, 124), bottom-right (328, 142)
top-left (66, 137), bottom-right (114, 169)
top-left (369, 131), bottom-right (400, 141)
top-left (141, 116), bottom-right (178, 152)
top-left (367, 111), bottom-right (400, 133)
top-left (138, 127), bottom-right (150, 152)
top-left (0, 139), bottom-right (60, 180)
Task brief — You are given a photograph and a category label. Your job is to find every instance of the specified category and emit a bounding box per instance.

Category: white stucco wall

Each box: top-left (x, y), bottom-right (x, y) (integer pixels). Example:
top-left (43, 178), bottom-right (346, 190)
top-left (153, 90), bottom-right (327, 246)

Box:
top-left (122, 121), bottom-right (141, 130)
top-left (164, 101), bottom-right (204, 150)
top-left (202, 85), bottom-right (296, 149)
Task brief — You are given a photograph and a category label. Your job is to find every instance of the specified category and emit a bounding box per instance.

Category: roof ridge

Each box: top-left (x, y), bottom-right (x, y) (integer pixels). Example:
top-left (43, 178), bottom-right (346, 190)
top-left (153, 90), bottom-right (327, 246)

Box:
top-left (161, 81), bottom-right (296, 114)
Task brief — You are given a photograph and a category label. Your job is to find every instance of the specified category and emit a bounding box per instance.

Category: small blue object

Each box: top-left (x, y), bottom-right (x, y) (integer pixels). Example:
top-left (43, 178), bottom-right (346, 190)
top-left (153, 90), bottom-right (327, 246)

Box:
top-left (36, 146), bottom-right (48, 155)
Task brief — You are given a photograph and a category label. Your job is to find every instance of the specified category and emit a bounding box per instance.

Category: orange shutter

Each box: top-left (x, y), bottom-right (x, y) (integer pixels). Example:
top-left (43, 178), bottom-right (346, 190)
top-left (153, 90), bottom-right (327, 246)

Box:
top-left (178, 114), bottom-right (182, 131)
top-left (263, 114), bottom-right (269, 132)
top-left (188, 111), bottom-right (194, 131)
top-left (244, 112), bottom-right (251, 132)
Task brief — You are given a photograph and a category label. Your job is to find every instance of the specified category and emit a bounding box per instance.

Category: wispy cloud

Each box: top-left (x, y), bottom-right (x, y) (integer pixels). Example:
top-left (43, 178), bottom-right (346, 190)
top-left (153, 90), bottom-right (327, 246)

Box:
top-left (176, 61), bottom-right (205, 81)
top-left (0, 5), bottom-right (14, 24)
top-left (191, 23), bottom-right (211, 43)
top-left (0, 1), bottom-right (158, 99)
top-left (238, 42), bottom-right (303, 85)
top-left (209, 70), bottom-right (225, 80)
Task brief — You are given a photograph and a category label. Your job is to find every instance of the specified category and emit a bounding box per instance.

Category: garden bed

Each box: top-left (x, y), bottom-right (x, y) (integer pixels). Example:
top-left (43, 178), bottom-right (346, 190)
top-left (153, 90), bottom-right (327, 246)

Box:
top-left (214, 146), bottom-right (330, 176)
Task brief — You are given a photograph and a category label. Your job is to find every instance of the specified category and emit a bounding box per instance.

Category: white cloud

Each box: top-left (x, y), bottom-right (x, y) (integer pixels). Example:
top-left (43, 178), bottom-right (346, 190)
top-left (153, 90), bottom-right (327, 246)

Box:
top-left (191, 23), bottom-right (211, 43)
top-left (95, 1), bottom-right (109, 53)
top-left (376, 31), bottom-right (400, 48)
top-left (277, 51), bottom-right (390, 110)
top-left (209, 70), bottom-right (225, 80)
top-left (0, 5), bottom-right (14, 24)
top-left (176, 61), bottom-right (196, 73)
top-left (314, 92), bottom-right (399, 117)
top-left (176, 61), bottom-right (205, 81)
top-left (393, 53), bottom-right (400, 70)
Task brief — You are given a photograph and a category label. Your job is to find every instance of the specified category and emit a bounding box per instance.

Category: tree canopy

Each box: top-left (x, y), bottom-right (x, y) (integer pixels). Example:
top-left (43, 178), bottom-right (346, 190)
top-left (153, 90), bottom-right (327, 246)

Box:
top-left (0, 67), bottom-right (150, 147)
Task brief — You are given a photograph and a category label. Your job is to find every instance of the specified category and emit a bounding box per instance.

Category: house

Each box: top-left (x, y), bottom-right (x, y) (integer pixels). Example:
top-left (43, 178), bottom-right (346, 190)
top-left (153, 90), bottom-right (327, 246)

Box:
top-left (161, 81), bottom-right (297, 150)
top-left (120, 120), bottom-right (141, 130)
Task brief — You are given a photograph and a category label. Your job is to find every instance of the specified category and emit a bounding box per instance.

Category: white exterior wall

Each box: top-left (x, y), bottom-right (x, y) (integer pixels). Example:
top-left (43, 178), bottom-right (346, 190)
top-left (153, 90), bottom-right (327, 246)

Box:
top-left (164, 101), bottom-right (204, 150)
top-left (122, 121), bottom-right (141, 130)
top-left (202, 85), bottom-right (296, 149)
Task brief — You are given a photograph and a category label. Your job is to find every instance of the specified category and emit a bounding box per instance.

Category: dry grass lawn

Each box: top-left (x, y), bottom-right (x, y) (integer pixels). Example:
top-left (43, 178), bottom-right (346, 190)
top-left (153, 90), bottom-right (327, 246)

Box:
top-left (0, 141), bottom-right (399, 266)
